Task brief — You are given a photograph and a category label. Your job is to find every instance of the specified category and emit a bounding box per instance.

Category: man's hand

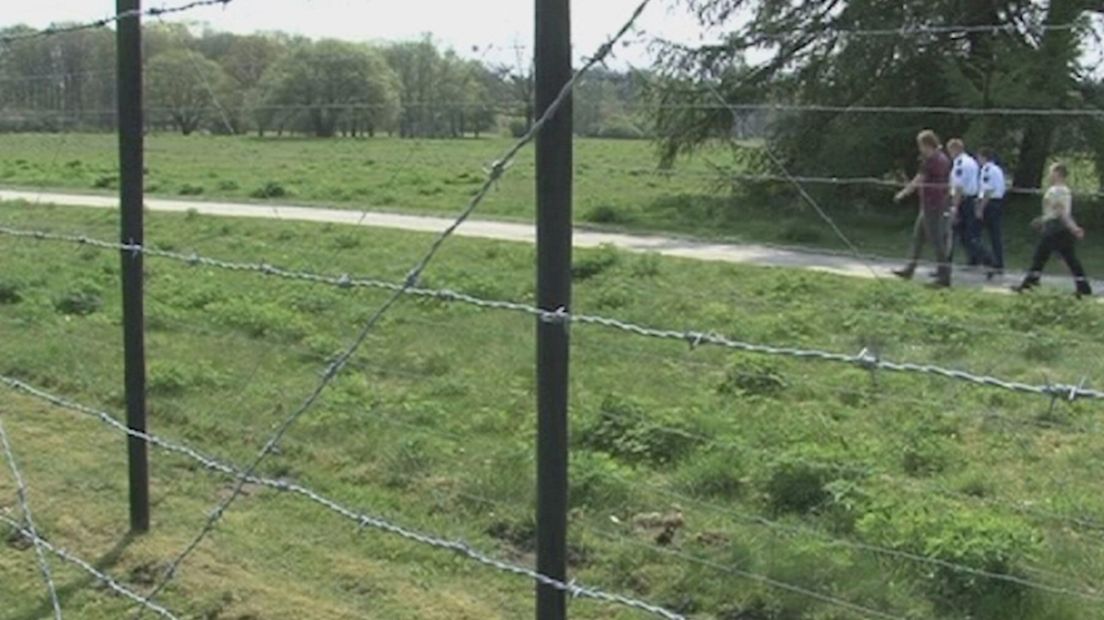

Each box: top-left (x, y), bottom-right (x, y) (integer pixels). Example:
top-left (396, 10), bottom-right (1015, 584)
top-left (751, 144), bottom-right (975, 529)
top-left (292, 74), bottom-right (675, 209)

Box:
top-left (1073, 226), bottom-right (1086, 240)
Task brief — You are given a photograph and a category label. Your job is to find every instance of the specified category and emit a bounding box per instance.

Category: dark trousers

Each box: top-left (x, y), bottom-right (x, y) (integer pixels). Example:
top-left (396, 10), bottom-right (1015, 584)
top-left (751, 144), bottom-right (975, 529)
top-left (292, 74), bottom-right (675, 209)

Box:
top-left (981, 199), bottom-right (1004, 271)
top-left (949, 197), bottom-right (992, 266)
top-left (1021, 228), bottom-right (1092, 295)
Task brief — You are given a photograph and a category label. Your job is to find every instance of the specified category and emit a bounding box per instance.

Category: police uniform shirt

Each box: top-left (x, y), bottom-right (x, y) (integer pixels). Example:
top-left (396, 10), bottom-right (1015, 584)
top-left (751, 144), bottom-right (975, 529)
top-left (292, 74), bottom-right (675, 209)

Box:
top-left (980, 162), bottom-right (1006, 200)
top-left (952, 153), bottom-right (981, 198)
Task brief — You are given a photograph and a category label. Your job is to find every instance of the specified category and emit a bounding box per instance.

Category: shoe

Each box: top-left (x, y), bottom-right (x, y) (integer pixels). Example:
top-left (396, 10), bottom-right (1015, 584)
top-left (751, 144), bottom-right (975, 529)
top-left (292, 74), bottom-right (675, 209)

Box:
top-left (927, 271), bottom-right (940, 279)
top-left (986, 270), bottom-right (1003, 282)
top-left (926, 280), bottom-right (951, 289)
top-left (1011, 283), bottom-right (1032, 294)
top-left (892, 268), bottom-right (914, 280)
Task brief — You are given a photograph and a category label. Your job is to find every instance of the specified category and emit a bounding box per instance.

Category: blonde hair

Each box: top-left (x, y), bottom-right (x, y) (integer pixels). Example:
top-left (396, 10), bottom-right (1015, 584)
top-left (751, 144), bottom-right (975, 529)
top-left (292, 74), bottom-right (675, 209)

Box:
top-left (917, 130), bottom-right (941, 150)
top-left (946, 138), bottom-right (965, 151)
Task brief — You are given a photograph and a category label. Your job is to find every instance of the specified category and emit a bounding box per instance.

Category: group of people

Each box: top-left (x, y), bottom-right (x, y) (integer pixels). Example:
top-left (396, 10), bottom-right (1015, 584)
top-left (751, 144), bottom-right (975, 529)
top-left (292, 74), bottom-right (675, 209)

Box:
top-left (891, 129), bottom-right (1092, 297)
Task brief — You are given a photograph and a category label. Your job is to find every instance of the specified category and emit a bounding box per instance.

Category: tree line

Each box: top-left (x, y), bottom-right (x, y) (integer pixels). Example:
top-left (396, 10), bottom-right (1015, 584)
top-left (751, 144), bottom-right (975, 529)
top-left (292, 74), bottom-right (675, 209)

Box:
top-left (0, 24), bottom-right (649, 139)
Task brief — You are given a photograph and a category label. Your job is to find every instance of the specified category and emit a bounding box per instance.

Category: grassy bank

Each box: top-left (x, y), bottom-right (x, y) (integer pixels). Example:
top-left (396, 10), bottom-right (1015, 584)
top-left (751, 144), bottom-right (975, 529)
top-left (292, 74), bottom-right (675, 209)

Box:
top-left (2, 201), bottom-right (1104, 618)
top-left (2, 133), bottom-right (1101, 275)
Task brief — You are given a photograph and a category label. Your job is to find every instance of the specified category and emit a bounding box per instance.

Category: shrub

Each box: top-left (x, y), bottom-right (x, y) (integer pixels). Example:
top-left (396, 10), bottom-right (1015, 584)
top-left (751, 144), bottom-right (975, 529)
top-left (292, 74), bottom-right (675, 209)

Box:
top-left (584, 204), bottom-right (632, 224)
top-left (0, 280), bottom-right (22, 305)
top-left (250, 181), bottom-right (288, 199)
top-left (677, 449), bottom-right (744, 500)
top-left (578, 395), bottom-right (700, 466)
top-left (572, 244), bottom-right (620, 281)
top-left (717, 355), bottom-right (787, 398)
top-left (858, 503), bottom-right (1041, 615)
top-left (54, 286), bottom-right (103, 316)
top-left (92, 175), bottom-right (117, 189)
top-left (763, 455), bottom-right (835, 515)
top-left (217, 180), bottom-right (240, 191)
top-left (596, 118), bottom-right (645, 140)
top-left (508, 119), bottom-right (529, 138)
top-left (178, 183), bottom-right (205, 196)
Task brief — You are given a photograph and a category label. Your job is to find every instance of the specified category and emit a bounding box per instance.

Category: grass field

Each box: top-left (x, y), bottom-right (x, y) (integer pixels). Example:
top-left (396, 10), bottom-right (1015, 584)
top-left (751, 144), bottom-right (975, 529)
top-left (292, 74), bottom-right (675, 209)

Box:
top-left (2, 133), bottom-right (1102, 275)
top-left (3, 200), bottom-right (1104, 619)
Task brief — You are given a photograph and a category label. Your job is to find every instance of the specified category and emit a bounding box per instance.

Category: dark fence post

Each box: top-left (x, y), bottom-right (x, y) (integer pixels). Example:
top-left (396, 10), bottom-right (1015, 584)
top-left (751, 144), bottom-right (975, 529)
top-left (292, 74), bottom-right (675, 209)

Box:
top-left (534, 0), bottom-right (572, 618)
top-left (116, 0), bottom-right (150, 534)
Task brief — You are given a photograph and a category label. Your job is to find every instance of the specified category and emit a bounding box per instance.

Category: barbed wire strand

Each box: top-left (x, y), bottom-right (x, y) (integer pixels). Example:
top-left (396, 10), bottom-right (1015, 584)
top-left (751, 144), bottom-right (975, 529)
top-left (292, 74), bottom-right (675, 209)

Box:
top-left (136, 0), bottom-right (659, 610)
top-left (707, 83), bottom-right (884, 281)
top-left (3, 224), bottom-right (1101, 401)
top-left (0, 512), bottom-right (179, 619)
top-left (0, 373), bottom-right (686, 620)
top-left (0, 415), bottom-right (63, 619)
top-left (0, 0), bottom-right (236, 44)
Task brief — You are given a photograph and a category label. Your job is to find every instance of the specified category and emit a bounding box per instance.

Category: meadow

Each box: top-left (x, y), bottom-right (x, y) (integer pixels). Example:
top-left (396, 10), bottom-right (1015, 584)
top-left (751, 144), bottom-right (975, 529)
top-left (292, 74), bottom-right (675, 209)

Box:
top-left (2, 133), bottom-right (1102, 274)
top-left (2, 200), bottom-right (1104, 619)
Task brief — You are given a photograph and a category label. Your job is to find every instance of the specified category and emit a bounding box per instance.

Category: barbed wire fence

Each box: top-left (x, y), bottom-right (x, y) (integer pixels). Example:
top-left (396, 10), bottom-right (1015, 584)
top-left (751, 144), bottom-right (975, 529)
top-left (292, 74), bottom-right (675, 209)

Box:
top-left (2, 1), bottom-right (1104, 619)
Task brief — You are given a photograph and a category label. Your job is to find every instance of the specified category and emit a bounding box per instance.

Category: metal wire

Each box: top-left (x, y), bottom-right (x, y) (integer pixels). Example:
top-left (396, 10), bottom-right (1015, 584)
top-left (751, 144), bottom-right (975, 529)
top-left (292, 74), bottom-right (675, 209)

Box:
top-left (0, 512), bottom-right (179, 619)
top-left (0, 0), bottom-right (236, 44)
top-left (2, 224), bottom-right (1100, 401)
top-left (0, 373), bottom-right (686, 620)
top-left (137, 0), bottom-right (659, 610)
top-left (0, 415), bottom-right (63, 620)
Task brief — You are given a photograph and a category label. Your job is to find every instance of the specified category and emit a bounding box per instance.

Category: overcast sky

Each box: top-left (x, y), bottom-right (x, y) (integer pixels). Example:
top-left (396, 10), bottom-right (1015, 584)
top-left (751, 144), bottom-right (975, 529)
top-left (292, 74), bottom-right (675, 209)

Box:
top-left (3, 0), bottom-right (717, 68)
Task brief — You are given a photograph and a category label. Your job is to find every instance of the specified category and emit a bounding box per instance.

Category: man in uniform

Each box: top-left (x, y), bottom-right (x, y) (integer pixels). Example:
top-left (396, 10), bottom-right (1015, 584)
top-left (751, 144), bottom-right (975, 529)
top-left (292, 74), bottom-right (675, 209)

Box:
top-left (977, 147), bottom-right (1006, 280)
top-left (946, 139), bottom-right (991, 269)
top-left (893, 129), bottom-right (952, 287)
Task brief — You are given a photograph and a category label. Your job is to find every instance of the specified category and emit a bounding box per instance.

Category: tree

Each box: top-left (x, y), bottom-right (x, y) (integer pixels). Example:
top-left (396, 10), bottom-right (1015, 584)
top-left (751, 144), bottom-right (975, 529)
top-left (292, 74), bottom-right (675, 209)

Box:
top-left (654, 0), bottom-right (1103, 190)
top-left (261, 40), bottom-right (398, 138)
top-left (146, 50), bottom-right (233, 135)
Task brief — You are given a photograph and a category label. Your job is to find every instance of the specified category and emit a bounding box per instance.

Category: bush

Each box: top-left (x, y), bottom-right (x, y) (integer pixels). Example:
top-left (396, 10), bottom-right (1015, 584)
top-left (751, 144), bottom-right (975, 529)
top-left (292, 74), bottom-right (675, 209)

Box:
top-left (251, 181), bottom-right (289, 199)
top-left (595, 118), bottom-right (646, 140)
top-left (508, 119), bottom-right (529, 138)
top-left (763, 455), bottom-right (836, 515)
top-left (677, 449), bottom-right (744, 500)
top-left (178, 183), bottom-right (205, 196)
top-left (717, 355), bottom-right (787, 398)
top-left (0, 280), bottom-right (22, 305)
top-left (92, 175), bottom-right (117, 189)
top-left (584, 204), bottom-right (633, 224)
top-left (858, 503), bottom-right (1041, 615)
top-left (572, 244), bottom-right (620, 281)
top-left (54, 286), bottom-right (103, 316)
top-left (577, 395), bottom-right (700, 466)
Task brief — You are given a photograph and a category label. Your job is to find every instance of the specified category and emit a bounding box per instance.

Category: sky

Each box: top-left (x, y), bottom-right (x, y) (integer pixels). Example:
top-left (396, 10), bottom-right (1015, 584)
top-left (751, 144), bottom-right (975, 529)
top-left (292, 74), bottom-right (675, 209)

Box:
top-left (2, 0), bottom-right (717, 69)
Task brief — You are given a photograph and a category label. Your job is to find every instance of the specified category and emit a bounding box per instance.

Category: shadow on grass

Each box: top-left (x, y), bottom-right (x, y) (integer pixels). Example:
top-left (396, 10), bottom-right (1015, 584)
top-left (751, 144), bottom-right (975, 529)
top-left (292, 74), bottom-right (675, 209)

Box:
top-left (13, 531), bottom-right (139, 620)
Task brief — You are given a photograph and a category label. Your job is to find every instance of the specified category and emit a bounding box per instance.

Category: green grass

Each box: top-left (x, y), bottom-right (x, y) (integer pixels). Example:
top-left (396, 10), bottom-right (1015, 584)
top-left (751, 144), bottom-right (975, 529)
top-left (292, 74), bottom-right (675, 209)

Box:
top-left (2, 201), bottom-right (1104, 618)
top-left (3, 133), bottom-right (1102, 276)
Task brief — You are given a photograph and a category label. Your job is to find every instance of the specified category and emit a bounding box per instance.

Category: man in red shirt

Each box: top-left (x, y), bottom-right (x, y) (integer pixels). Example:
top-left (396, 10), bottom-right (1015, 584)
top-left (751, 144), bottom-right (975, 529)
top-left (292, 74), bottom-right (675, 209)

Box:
top-left (893, 129), bottom-right (952, 287)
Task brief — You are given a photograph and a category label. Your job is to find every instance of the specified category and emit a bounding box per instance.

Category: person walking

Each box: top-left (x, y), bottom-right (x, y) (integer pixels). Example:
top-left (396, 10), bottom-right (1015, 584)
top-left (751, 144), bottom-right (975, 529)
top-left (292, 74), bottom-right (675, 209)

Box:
top-left (893, 129), bottom-right (952, 287)
top-left (946, 139), bottom-right (991, 269)
top-left (1013, 162), bottom-right (1092, 297)
top-left (977, 147), bottom-right (1006, 280)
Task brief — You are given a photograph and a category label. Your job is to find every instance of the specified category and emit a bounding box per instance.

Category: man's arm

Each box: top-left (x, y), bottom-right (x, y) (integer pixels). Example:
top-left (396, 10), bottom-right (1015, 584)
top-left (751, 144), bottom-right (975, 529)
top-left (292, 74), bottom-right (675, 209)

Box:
top-left (895, 173), bottom-right (923, 202)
